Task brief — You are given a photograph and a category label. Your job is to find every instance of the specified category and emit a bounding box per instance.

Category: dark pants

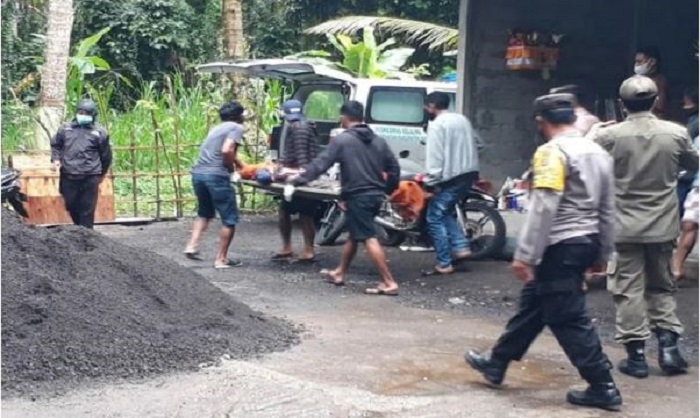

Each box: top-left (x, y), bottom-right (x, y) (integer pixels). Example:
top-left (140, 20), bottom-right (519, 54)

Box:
top-left (491, 236), bottom-right (612, 382)
top-left (60, 175), bottom-right (101, 229)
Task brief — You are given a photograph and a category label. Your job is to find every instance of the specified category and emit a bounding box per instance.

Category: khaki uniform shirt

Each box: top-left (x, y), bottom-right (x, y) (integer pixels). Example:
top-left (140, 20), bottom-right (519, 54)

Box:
top-left (515, 131), bottom-right (616, 265)
top-left (589, 112), bottom-right (698, 243)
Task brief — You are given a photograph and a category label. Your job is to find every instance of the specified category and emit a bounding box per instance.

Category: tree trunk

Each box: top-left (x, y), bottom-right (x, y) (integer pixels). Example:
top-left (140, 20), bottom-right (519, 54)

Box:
top-left (34, 0), bottom-right (74, 151)
top-left (222, 0), bottom-right (245, 60)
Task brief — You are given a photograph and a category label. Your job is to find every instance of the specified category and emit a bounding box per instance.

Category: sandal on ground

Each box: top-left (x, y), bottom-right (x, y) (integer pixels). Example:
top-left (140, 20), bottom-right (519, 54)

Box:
top-left (421, 265), bottom-right (454, 277)
top-left (215, 259), bottom-right (243, 269)
top-left (271, 252), bottom-right (295, 261)
top-left (320, 269), bottom-right (344, 286)
top-left (184, 248), bottom-right (201, 260)
top-left (293, 256), bottom-right (317, 264)
top-left (364, 287), bottom-right (399, 296)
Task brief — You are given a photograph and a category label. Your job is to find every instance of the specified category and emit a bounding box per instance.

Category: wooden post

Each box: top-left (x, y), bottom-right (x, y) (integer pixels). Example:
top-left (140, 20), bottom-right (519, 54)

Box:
top-left (129, 130), bottom-right (138, 217)
top-left (167, 76), bottom-right (184, 217)
top-left (151, 111), bottom-right (162, 220)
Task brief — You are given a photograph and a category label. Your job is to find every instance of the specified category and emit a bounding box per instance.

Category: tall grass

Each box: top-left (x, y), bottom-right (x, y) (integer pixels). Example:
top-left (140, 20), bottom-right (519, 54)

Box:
top-left (1, 73), bottom-right (287, 218)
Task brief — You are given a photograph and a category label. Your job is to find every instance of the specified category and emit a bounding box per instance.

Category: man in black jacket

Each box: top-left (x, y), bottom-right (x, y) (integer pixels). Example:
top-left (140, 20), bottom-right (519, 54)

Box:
top-left (51, 98), bottom-right (112, 229)
top-left (274, 100), bottom-right (321, 262)
top-left (291, 101), bottom-right (401, 295)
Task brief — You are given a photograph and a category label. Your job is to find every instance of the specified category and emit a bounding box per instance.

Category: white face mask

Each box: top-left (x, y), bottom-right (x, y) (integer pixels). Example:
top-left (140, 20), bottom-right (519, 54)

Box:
top-left (634, 62), bottom-right (650, 76)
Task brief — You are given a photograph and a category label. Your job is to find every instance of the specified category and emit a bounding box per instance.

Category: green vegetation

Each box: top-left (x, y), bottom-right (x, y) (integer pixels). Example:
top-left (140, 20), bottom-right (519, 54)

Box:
top-left (2, 72), bottom-right (281, 217)
top-left (289, 27), bottom-right (418, 80)
top-left (1, 0), bottom-right (461, 218)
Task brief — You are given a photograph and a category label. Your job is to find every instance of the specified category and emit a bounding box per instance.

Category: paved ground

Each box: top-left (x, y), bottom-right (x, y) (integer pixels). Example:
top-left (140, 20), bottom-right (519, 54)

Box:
top-left (3, 215), bottom-right (698, 418)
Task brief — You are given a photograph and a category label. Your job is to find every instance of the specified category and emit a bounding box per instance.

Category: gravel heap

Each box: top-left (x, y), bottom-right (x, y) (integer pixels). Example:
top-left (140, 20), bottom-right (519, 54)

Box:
top-left (1, 210), bottom-right (298, 397)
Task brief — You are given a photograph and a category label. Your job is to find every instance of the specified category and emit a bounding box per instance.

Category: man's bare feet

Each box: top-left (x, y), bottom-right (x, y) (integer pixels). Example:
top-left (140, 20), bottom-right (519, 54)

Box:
top-left (320, 268), bottom-right (345, 285)
top-left (298, 250), bottom-right (316, 262)
top-left (365, 283), bottom-right (399, 296)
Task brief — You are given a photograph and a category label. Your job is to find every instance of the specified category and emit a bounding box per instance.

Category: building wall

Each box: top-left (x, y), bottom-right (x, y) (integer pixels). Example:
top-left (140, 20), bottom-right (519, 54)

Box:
top-left (463, 0), bottom-right (697, 183)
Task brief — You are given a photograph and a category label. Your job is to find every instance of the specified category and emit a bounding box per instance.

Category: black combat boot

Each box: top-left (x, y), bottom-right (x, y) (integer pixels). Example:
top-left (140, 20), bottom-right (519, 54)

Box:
top-left (618, 340), bottom-right (648, 378)
top-left (567, 367), bottom-right (623, 412)
top-left (656, 329), bottom-right (689, 375)
top-left (464, 350), bottom-right (508, 386)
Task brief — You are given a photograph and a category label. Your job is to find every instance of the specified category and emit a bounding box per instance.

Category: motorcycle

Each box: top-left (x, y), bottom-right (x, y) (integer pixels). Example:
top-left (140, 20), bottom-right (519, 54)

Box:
top-left (315, 152), bottom-right (507, 261)
top-left (1, 168), bottom-right (28, 218)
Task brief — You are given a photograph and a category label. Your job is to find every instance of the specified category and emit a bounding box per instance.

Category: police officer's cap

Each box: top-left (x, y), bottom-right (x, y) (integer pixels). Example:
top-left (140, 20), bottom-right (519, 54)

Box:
top-left (619, 76), bottom-right (658, 101)
top-left (77, 98), bottom-right (98, 116)
top-left (533, 93), bottom-right (576, 114)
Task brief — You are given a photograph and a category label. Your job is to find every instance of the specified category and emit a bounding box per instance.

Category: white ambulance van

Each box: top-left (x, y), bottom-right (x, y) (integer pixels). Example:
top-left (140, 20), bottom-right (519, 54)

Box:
top-left (197, 59), bottom-right (457, 168)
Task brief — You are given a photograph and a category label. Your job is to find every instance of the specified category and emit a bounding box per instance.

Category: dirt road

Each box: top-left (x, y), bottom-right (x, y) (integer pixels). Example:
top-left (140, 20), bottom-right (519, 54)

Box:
top-left (4, 216), bottom-right (698, 418)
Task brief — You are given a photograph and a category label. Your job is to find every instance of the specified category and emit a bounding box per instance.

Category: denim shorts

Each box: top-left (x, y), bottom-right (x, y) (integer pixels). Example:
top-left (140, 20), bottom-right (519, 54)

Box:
top-left (192, 173), bottom-right (239, 226)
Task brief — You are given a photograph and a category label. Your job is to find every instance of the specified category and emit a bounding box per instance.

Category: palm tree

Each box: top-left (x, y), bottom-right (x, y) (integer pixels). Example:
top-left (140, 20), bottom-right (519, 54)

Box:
top-left (222, 0), bottom-right (245, 59)
top-left (34, 0), bottom-right (74, 150)
top-left (304, 16), bottom-right (458, 53)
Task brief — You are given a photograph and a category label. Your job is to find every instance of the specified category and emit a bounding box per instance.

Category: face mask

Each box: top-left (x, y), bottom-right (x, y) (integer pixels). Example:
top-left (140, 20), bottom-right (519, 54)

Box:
top-left (76, 114), bottom-right (93, 125)
top-left (634, 61), bottom-right (652, 75)
top-left (426, 111), bottom-right (437, 121)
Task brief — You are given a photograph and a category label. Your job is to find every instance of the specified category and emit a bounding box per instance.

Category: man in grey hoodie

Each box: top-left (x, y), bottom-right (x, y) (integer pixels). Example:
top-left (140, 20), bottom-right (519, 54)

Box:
top-left (422, 92), bottom-right (480, 275)
top-left (291, 101), bottom-right (401, 295)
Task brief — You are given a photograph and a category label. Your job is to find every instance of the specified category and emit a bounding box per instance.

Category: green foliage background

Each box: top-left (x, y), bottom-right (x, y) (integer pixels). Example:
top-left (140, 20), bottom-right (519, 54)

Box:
top-left (0, 0), bottom-right (459, 216)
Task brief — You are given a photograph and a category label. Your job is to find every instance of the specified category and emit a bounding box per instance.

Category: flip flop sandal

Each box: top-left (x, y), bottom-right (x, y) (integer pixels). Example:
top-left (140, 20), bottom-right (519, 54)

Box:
top-left (215, 259), bottom-right (243, 269)
top-left (271, 253), bottom-right (295, 261)
top-left (364, 287), bottom-right (399, 296)
top-left (320, 269), bottom-right (345, 286)
top-left (421, 266), bottom-right (454, 277)
top-left (293, 257), bottom-right (317, 264)
top-left (184, 249), bottom-right (202, 260)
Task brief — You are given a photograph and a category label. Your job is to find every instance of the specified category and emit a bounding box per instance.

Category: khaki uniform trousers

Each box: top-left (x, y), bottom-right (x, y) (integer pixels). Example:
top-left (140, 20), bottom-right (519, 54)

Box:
top-left (608, 242), bottom-right (684, 344)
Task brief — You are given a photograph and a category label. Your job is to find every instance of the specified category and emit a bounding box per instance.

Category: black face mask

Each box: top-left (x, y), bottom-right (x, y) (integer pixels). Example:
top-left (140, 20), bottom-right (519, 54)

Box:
top-left (426, 111), bottom-right (437, 121)
top-left (684, 107), bottom-right (698, 117)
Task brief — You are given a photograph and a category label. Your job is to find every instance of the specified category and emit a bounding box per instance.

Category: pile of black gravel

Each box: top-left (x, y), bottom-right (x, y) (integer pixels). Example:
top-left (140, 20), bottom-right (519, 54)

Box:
top-left (1, 210), bottom-right (298, 398)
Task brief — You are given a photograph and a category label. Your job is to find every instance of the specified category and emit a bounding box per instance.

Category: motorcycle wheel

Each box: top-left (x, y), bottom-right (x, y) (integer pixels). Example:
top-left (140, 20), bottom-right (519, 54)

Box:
top-left (316, 205), bottom-right (346, 246)
top-left (375, 225), bottom-right (406, 247)
top-left (460, 201), bottom-right (506, 261)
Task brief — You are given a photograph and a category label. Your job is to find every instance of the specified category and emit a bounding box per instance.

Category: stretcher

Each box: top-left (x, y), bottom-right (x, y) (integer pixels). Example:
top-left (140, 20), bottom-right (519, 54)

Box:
top-left (239, 179), bottom-right (340, 201)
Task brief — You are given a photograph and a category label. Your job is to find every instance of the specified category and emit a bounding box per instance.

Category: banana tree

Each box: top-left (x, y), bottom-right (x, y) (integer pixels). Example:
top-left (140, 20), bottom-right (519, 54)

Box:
top-left (305, 16), bottom-right (458, 53)
top-left (66, 27), bottom-right (112, 112)
top-left (287, 27), bottom-right (417, 80)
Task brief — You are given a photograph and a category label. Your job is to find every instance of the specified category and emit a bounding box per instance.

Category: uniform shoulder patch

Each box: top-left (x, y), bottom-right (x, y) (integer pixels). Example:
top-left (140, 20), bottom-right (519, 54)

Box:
top-left (531, 144), bottom-right (566, 192)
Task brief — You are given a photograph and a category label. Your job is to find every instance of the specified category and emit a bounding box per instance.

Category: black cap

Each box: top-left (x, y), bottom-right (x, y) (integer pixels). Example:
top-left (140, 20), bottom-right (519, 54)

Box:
top-left (77, 98), bottom-right (98, 116)
top-left (533, 93), bottom-right (576, 114)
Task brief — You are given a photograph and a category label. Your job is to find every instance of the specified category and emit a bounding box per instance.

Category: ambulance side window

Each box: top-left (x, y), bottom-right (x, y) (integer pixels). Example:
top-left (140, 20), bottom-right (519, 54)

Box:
top-left (366, 87), bottom-right (427, 125)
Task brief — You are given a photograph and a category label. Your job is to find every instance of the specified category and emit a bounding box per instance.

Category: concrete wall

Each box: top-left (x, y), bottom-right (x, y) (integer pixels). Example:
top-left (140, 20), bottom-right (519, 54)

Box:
top-left (463, 0), bottom-right (698, 183)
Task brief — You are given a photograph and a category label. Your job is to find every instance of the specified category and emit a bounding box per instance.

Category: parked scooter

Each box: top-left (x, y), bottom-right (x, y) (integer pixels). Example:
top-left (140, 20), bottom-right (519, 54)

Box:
top-left (315, 151), bottom-right (507, 261)
top-left (1, 168), bottom-right (28, 218)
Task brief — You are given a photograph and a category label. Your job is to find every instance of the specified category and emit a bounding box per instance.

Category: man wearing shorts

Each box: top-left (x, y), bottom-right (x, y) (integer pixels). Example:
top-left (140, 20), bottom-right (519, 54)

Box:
top-left (184, 101), bottom-right (246, 269)
top-left (274, 100), bottom-right (321, 263)
top-left (673, 135), bottom-right (699, 280)
top-left (290, 101), bottom-right (401, 295)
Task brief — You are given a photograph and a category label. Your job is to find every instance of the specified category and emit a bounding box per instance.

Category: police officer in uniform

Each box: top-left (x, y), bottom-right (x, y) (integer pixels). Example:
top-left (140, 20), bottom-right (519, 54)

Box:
top-left (51, 98), bottom-right (112, 229)
top-left (465, 94), bottom-right (622, 411)
top-left (589, 76), bottom-right (698, 378)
